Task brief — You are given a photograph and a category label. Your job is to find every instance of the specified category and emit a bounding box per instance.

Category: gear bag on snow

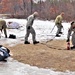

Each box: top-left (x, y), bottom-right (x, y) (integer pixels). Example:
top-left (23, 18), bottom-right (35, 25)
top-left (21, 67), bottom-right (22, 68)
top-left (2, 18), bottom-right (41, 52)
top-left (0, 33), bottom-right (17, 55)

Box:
top-left (0, 45), bottom-right (10, 61)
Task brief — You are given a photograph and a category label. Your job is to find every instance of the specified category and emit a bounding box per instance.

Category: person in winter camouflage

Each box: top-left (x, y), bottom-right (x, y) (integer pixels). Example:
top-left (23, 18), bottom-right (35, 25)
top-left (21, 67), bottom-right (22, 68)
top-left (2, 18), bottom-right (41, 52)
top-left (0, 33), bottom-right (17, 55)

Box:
top-left (67, 21), bottom-right (75, 49)
top-left (24, 12), bottom-right (39, 44)
top-left (0, 19), bottom-right (7, 38)
top-left (55, 12), bottom-right (64, 37)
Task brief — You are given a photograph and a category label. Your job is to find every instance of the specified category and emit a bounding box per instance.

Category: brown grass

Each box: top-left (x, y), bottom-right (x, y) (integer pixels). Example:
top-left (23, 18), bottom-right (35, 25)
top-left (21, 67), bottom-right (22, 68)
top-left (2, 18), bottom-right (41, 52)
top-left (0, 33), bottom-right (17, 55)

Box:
top-left (4, 40), bottom-right (75, 71)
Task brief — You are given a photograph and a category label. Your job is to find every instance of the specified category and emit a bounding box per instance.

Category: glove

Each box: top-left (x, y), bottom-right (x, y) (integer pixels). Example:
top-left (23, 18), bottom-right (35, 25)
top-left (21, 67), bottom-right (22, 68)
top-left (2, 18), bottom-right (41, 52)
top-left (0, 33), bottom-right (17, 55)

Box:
top-left (27, 26), bottom-right (30, 29)
top-left (61, 25), bottom-right (63, 28)
top-left (66, 38), bottom-right (70, 42)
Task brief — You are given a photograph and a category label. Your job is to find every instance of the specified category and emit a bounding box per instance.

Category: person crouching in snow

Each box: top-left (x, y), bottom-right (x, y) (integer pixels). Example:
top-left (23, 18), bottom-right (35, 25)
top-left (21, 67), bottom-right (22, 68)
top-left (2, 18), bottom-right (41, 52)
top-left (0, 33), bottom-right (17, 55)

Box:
top-left (55, 12), bottom-right (64, 37)
top-left (66, 21), bottom-right (75, 49)
top-left (24, 12), bottom-right (39, 44)
top-left (0, 19), bottom-right (7, 38)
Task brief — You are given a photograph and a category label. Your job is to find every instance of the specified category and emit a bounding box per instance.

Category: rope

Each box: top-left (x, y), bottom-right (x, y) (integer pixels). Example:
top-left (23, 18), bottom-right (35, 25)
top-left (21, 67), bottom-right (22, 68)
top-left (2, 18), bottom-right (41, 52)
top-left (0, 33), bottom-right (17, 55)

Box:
top-left (40, 40), bottom-right (66, 50)
top-left (50, 25), bottom-right (56, 33)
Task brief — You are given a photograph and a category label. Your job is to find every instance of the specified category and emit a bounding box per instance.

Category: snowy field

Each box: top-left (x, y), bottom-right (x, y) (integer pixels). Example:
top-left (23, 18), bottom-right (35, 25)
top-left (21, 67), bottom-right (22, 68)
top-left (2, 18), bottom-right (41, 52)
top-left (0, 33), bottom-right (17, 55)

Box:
top-left (0, 19), bottom-right (75, 75)
top-left (0, 19), bottom-right (70, 46)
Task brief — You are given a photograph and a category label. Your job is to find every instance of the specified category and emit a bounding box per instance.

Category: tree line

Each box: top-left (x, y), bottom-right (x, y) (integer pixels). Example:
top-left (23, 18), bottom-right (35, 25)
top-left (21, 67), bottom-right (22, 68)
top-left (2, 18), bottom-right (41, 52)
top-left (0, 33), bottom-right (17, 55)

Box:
top-left (0, 0), bottom-right (75, 21)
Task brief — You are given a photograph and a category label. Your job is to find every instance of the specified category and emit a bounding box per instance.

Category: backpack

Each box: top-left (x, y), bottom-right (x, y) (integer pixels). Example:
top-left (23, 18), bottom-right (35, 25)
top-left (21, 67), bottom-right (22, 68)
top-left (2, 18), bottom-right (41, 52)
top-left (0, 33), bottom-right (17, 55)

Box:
top-left (0, 45), bottom-right (10, 61)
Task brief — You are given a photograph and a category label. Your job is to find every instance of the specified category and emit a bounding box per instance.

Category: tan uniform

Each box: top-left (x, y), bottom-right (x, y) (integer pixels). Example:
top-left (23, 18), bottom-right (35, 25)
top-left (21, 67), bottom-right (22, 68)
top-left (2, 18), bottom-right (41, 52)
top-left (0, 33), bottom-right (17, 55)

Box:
top-left (55, 15), bottom-right (63, 35)
top-left (0, 19), bottom-right (7, 38)
top-left (25, 14), bottom-right (36, 42)
top-left (67, 25), bottom-right (75, 46)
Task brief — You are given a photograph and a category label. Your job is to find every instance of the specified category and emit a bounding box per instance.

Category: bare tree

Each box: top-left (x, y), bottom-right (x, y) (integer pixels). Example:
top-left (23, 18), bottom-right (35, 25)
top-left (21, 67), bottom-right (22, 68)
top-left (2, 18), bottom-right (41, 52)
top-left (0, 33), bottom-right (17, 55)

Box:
top-left (31, 0), bottom-right (33, 14)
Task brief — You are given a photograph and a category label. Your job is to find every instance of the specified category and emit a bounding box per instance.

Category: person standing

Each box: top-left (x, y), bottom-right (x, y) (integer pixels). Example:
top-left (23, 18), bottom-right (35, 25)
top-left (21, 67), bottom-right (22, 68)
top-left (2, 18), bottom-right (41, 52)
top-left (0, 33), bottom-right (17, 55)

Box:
top-left (24, 12), bottom-right (39, 44)
top-left (0, 19), bottom-right (7, 38)
top-left (67, 21), bottom-right (75, 49)
top-left (55, 12), bottom-right (64, 37)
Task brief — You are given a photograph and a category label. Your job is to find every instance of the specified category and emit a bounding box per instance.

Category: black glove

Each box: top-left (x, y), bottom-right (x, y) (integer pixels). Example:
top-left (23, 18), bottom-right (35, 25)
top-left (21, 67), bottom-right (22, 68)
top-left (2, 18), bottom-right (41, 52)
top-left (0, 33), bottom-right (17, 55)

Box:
top-left (66, 38), bottom-right (70, 42)
top-left (27, 26), bottom-right (30, 29)
top-left (61, 25), bottom-right (63, 28)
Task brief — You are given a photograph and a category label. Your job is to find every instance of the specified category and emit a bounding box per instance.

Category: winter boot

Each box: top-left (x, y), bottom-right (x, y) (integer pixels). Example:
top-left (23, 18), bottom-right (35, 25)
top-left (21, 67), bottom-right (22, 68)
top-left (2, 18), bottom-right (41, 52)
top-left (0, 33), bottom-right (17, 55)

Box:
top-left (2, 59), bottom-right (7, 62)
top-left (59, 32), bottom-right (63, 34)
top-left (56, 34), bottom-right (60, 37)
top-left (71, 46), bottom-right (75, 50)
top-left (24, 41), bottom-right (30, 44)
top-left (33, 41), bottom-right (39, 44)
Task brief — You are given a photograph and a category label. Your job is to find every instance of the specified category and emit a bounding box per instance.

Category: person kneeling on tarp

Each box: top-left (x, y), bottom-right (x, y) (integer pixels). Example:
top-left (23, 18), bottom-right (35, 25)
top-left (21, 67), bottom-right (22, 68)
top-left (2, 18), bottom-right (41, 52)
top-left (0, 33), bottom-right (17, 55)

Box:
top-left (67, 21), bottom-right (75, 49)
top-left (0, 45), bottom-right (10, 61)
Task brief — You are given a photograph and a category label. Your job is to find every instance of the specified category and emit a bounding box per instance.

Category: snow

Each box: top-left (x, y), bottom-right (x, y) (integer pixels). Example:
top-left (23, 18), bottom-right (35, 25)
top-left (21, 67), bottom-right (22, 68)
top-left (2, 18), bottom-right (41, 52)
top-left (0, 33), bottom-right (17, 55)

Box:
top-left (0, 19), bottom-right (70, 46)
top-left (0, 57), bottom-right (75, 75)
top-left (0, 19), bottom-right (74, 75)
top-left (7, 22), bottom-right (21, 29)
top-left (33, 0), bottom-right (46, 3)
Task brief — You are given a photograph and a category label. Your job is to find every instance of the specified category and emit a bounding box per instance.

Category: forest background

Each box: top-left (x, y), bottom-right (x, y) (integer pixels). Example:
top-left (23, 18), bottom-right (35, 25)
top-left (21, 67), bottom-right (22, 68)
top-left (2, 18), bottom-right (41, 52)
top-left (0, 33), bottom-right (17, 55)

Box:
top-left (0, 0), bottom-right (75, 21)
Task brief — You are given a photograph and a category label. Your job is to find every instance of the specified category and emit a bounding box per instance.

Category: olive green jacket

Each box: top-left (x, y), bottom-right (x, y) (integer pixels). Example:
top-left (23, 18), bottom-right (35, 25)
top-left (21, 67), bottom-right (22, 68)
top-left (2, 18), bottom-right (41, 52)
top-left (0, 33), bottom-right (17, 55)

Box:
top-left (0, 19), bottom-right (7, 38)
top-left (55, 15), bottom-right (63, 25)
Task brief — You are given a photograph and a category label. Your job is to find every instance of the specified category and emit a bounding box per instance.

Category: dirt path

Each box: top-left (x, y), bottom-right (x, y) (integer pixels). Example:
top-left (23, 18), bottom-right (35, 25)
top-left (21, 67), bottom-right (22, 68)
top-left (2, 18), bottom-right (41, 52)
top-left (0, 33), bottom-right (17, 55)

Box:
top-left (4, 40), bottom-right (75, 71)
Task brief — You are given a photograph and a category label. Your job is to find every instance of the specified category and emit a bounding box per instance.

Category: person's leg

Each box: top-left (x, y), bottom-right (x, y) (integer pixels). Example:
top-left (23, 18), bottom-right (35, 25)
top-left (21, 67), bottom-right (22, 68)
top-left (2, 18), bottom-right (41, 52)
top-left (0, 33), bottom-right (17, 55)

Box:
top-left (59, 25), bottom-right (63, 34)
top-left (71, 32), bottom-right (75, 49)
top-left (3, 22), bottom-right (7, 38)
top-left (56, 25), bottom-right (63, 37)
top-left (24, 28), bottom-right (30, 44)
top-left (56, 25), bottom-right (61, 37)
top-left (3, 28), bottom-right (7, 38)
top-left (30, 27), bottom-right (36, 42)
top-left (30, 27), bottom-right (39, 44)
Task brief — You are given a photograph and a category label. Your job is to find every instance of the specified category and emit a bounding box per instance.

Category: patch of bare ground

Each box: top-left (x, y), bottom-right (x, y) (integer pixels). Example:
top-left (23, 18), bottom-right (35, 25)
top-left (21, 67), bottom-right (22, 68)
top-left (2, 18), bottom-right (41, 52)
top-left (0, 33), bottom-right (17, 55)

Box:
top-left (4, 40), bottom-right (75, 71)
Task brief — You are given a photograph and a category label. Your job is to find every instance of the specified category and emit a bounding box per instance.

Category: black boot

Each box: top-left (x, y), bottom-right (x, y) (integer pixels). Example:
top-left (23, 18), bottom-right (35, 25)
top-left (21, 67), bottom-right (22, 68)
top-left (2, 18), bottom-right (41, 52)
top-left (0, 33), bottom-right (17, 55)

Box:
top-left (24, 41), bottom-right (30, 44)
top-left (33, 41), bottom-right (39, 44)
top-left (2, 59), bottom-right (7, 62)
top-left (71, 46), bottom-right (75, 50)
top-left (59, 32), bottom-right (63, 34)
top-left (56, 34), bottom-right (60, 37)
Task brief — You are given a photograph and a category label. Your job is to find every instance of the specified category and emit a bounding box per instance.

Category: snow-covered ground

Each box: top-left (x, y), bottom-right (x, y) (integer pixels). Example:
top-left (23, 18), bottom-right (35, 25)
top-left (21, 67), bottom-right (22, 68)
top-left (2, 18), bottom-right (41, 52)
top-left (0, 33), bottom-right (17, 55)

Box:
top-left (0, 57), bottom-right (75, 75)
top-left (0, 19), bottom-right (70, 46)
top-left (0, 19), bottom-right (74, 75)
